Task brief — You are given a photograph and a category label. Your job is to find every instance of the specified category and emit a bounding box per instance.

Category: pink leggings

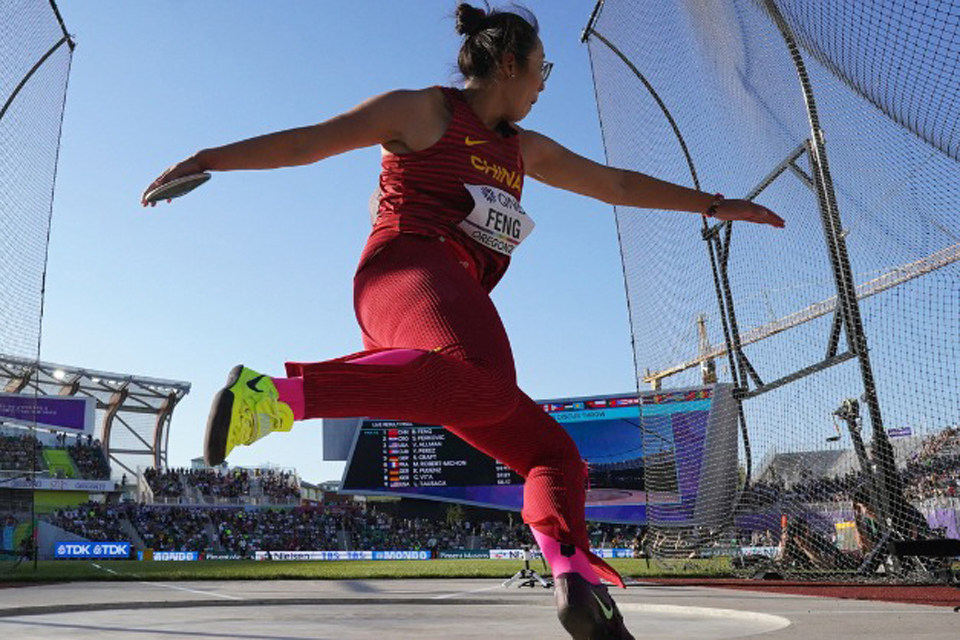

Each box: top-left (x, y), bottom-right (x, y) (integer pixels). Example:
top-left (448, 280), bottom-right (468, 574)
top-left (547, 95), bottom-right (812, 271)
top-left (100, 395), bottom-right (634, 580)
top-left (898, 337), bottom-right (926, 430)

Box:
top-left (285, 235), bottom-right (622, 587)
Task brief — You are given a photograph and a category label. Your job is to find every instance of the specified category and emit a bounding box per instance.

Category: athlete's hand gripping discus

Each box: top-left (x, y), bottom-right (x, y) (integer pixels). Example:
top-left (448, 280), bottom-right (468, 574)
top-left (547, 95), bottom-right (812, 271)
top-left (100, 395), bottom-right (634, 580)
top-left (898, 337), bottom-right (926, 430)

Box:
top-left (142, 172), bottom-right (211, 205)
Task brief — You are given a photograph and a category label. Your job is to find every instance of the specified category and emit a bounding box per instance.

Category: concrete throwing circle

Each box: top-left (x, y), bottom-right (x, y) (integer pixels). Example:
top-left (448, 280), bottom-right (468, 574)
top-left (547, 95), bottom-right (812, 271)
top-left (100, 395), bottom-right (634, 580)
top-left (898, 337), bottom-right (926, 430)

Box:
top-left (0, 597), bottom-right (791, 639)
top-left (618, 603), bottom-right (792, 638)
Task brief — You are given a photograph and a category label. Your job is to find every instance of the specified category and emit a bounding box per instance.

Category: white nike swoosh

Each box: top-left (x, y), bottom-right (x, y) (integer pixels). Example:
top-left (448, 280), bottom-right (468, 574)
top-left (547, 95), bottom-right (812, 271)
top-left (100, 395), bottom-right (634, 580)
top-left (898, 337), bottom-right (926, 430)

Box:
top-left (593, 592), bottom-right (615, 620)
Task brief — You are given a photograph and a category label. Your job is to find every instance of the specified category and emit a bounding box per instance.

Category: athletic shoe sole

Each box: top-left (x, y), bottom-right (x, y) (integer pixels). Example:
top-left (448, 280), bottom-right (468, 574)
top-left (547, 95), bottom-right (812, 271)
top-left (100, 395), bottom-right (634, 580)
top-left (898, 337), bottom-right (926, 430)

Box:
top-left (204, 364), bottom-right (244, 466)
top-left (555, 573), bottom-right (635, 640)
top-left (558, 601), bottom-right (601, 640)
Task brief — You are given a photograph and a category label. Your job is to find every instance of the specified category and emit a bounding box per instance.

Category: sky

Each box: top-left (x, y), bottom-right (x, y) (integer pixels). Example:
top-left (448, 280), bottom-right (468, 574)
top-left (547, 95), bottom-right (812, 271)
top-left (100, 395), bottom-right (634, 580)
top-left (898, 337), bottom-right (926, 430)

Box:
top-left (44, 1), bottom-right (635, 484)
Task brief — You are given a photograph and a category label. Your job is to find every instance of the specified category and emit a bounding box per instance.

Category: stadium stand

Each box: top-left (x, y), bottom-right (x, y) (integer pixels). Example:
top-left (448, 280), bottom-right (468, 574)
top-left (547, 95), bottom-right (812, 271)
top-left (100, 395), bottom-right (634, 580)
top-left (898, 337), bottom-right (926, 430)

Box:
top-left (210, 507), bottom-right (344, 554)
top-left (186, 468), bottom-right (250, 500)
top-left (128, 506), bottom-right (212, 553)
top-left (0, 427), bottom-right (113, 481)
top-left (745, 428), bottom-right (958, 506)
top-left (902, 428), bottom-right (960, 502)
top-left (29, 427), bottom-right (955, 562)
top-left (141, 466), bottom-right (300, 506)
top-left (47, 502), bottom-right (127, 543)
top-left (0, 355), bottom-right (191, 478)
top-left (67, 440), bottom-right (110, 479)
top-left (0, 432), bottom-right (44, 474)
top-left (39, 500), bottom-right (644, 556)
top-left (142, 466), bottom-right (184, 499)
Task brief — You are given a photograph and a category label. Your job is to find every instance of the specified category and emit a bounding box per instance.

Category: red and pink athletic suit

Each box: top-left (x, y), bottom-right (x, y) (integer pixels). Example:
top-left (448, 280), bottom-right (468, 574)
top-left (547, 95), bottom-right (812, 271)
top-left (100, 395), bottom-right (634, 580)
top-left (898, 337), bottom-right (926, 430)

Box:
top-left (286, 87), bottom-right (624, 587)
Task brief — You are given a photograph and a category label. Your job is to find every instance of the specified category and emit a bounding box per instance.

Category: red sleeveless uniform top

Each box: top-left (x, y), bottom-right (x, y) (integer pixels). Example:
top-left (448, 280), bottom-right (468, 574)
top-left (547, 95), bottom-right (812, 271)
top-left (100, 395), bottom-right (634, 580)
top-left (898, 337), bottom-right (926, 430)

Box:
top-left (360, 87), bottom-right (525, 292)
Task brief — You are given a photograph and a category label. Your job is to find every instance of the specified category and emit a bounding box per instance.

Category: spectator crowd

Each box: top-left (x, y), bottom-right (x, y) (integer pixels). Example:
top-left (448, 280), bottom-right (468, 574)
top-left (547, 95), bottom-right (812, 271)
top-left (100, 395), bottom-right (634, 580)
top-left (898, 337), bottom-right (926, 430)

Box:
top-left (40, 501), bottom-right (640, 556)
top-left (184, 468), bottom-right (250, 499)
top-left (143, 467), bottom-right (185, 498)
top-left (1, 430), bottom-right (109, 480)
top-left (143, 467), bottom-right (299, 503)
top-left (17, 426), bottom-right (958, 563)
top-left (210, 507), bottom-right (344, 554)
top-left (47, 502), bottom-right (127, 542)
top-left (743, 427), bottom-right (960, 508)
top-left (903, 427), bottom-right (960, 501)
top-left (68, 439), bottom-right (110, 480)
top-left (130, 505), bottom-right (211, 552)
top-left (0, 432), bottom-right (43, 473)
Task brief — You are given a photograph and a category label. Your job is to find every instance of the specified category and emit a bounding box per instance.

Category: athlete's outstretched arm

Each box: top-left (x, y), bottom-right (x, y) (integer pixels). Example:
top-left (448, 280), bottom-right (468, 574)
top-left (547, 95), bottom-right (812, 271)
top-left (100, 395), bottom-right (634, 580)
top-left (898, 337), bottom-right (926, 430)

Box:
top-left (142, 89), bottom-right (436, 206)
top-left (519, 129), bottom-right (784, 228)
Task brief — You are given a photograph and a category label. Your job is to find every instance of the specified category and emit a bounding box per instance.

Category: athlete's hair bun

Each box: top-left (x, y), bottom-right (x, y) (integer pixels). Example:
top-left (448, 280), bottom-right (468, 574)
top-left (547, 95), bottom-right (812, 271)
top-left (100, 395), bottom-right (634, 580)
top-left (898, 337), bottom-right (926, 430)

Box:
top-left (455, 3), bottom-right (540, 83)
top-left (456, 3), bottom-right (488, 37)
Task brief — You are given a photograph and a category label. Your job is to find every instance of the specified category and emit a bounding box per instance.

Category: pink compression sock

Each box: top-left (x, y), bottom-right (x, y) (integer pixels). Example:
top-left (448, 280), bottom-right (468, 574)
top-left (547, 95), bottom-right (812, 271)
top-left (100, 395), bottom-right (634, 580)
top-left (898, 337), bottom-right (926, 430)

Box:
top-left (272, 377), bottom-right (305, 421)
top-left (344, 349), bottom-right (427, 366)
top-left (532, 527), bottom-right (601, 585)
top-left (272, 349), bottom-right (427, 421)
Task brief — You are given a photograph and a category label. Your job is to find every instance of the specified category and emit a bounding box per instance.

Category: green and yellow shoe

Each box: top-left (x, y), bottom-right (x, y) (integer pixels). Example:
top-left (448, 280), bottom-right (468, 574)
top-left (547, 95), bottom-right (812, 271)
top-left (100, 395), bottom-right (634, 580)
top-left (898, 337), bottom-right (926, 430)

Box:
top-left (204, 365), bottom-right (294, 466)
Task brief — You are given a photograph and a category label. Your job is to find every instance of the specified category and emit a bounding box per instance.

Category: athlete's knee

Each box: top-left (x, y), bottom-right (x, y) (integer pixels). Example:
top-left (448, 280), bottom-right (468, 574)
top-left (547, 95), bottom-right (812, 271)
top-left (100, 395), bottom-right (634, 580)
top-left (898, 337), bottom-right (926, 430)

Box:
top-left (532, 431), bottom-right (584, 475)
top-left (452, 358), bottom-right (517, 421)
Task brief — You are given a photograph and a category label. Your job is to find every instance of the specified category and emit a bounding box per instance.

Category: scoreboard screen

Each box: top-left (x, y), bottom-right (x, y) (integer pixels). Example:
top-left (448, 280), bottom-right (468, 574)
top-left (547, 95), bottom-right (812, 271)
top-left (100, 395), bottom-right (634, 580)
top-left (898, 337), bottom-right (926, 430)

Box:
top-left (341, 420), bottom-right (524, 490)
top-left (339, 386), bottom-right (737, 526)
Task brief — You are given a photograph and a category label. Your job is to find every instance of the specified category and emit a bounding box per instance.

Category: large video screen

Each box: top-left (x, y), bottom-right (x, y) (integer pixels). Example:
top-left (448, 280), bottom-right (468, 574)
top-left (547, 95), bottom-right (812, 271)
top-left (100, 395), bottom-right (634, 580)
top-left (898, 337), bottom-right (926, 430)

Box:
top-left (340, 386), bottom-right (736, 526)
top-left (340, 420), bottom-right (525, 493)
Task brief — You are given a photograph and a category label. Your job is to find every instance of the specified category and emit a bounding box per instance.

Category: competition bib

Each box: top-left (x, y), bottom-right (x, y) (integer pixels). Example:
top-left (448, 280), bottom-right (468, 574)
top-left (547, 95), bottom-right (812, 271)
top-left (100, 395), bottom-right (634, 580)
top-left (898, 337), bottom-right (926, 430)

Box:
top-left (458, 184), bottom-right (536, 256)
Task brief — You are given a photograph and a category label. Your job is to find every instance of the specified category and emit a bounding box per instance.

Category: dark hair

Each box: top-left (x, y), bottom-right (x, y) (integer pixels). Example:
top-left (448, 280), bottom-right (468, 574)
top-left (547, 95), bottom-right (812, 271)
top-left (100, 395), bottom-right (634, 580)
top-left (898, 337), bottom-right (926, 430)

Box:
top-left (455, 3), bottom-right (540, 81)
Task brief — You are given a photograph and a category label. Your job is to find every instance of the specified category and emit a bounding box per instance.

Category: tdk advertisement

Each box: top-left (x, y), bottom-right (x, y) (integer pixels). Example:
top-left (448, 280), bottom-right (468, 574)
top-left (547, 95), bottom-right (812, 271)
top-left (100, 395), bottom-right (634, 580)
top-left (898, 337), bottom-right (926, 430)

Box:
top-left (55, 542), bottom-right (130, 558)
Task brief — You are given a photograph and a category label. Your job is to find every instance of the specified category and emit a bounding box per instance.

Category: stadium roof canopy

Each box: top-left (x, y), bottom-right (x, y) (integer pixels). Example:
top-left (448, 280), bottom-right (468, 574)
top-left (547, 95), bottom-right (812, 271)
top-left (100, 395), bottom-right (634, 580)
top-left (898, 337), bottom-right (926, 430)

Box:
top-left (0, 353), bottom-right (190, 477)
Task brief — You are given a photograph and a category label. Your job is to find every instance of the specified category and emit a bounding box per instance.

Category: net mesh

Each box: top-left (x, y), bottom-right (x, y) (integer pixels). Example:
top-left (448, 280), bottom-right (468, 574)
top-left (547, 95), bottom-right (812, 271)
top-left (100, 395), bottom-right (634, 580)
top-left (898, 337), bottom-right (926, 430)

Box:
top-left (0, 0), bottom-right (72, 360)
top-left (0, 0), bottom-right (73, 568)
top-left (585, 0), bottom-right (958, 580)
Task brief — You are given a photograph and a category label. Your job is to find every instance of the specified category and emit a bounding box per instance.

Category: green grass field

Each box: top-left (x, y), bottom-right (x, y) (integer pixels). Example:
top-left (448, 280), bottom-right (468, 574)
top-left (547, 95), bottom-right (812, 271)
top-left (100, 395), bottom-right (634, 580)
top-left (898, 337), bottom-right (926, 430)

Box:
top-left (2, 557), bottom-right (732, 583)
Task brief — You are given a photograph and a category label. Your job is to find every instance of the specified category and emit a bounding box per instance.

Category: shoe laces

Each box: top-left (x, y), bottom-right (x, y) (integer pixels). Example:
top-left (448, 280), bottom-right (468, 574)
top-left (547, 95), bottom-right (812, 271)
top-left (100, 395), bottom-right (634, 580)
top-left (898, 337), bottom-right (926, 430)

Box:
top-left (235, 399), bottom-right (259, 446)
top-left (241, 397), bottom-right (287, 445)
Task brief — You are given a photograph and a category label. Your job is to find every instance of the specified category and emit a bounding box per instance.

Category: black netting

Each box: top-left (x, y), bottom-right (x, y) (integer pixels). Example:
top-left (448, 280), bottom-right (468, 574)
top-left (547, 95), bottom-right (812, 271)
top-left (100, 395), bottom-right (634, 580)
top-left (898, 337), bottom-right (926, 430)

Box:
top-left (774, 0), bottom-right (959, 161)
top-left (0, 0), bottom-right (73, 570)
top-left (0, 0), bottom-right (72, 360)
top-left (585, 0), bottom-right (958, 580)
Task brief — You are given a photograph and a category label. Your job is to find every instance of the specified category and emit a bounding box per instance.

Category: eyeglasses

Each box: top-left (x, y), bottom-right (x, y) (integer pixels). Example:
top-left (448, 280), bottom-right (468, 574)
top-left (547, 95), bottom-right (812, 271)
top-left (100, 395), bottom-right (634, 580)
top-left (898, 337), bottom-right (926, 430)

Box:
top-left (541, 60), bottom-right (554, 83)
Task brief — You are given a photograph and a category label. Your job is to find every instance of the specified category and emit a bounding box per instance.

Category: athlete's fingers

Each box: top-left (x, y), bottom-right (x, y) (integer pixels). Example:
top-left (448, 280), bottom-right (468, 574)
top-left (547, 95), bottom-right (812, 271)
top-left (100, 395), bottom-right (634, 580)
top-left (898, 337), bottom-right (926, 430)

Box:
top-left (763, 207), bottom-right (786, 228)
top-left (141, 156), bottom-right (204, 206)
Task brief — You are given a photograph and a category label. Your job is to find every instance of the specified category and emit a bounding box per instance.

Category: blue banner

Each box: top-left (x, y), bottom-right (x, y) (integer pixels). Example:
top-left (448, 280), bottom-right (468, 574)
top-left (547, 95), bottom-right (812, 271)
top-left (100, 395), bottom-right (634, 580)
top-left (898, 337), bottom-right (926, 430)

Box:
top-left (55, 542), bottom-right (130, 558)
top-left (550, 406), bottom-right (639, 424)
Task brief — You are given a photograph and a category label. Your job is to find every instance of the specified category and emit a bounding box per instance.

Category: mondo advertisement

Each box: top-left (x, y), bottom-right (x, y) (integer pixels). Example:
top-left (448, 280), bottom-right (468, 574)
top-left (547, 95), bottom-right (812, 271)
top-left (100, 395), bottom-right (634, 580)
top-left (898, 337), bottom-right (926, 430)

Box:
top-left (152, 551), bottom-right (200, 561)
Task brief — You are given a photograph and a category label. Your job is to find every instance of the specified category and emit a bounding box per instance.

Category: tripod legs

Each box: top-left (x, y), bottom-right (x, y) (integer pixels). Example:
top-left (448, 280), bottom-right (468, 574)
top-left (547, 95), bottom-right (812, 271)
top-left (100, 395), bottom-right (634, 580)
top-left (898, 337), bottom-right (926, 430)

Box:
top-left (503, 567), bottom-right (553, 588)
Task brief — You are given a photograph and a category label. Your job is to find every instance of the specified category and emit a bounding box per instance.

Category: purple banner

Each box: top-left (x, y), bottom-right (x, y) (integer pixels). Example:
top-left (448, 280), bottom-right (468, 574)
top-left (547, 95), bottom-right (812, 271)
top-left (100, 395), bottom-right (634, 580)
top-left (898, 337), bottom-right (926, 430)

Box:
top-left (0, 393), bottom-right (94, 434)
top-left (887, 427), bottom-right (913, 438)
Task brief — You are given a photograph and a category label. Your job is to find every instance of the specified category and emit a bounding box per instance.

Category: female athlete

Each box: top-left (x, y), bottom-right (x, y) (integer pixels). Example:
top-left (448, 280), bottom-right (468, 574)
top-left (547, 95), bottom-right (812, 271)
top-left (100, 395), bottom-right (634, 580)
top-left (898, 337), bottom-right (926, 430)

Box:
top-left (143, 4), bottom-right (784, 638)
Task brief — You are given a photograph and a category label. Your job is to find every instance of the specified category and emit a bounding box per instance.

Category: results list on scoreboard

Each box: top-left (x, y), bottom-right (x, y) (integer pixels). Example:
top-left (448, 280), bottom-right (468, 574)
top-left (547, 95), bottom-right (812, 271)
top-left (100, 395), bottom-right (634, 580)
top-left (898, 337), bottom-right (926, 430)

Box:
top-left (367, 422), bottom-right (522, 489)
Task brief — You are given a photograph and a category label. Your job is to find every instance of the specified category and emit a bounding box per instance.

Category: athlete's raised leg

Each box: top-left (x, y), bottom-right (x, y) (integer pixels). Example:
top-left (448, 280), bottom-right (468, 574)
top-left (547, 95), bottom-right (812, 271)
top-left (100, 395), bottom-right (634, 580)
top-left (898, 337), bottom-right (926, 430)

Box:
top-left (205, 234), bottom-right (518, 463)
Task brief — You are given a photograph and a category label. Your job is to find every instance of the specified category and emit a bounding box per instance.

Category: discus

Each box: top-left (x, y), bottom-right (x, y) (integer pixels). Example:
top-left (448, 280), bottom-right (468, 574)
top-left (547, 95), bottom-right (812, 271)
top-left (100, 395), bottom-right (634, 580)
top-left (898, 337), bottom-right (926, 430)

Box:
top-left (143, 172), bottom-right (211, 204)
